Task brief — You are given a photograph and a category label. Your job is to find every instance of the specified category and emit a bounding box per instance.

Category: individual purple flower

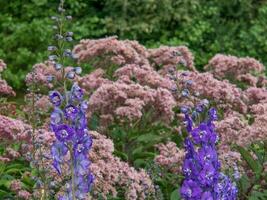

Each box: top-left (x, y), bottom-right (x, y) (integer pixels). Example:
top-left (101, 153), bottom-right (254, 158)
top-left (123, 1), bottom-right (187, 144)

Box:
top-left (51, 141), bottom-right (68, 174)
top-left (208, 107), bottom-right (218, 122)
top-left (198, 145), bottom-right (218, 166)
top-left (198, 163), bottom-right (217, 187)
top-left (180, 179), bottom-right (202, 199)
top-left (54, 124), bottom-right (75, 142)
top-left (184, 113), bottom-right (193, 132)
top-left (73, 134), bottom-right (92, 156)
top-left (49, 90), bottom-right (63, 106)
top-left (74, 153), bottom-right (91, 176)
top-left (50, 108), bottom-right (64, 125)
top-left (191, 123), bottom-right (217, 145)
top-left (80, 101), bottom-right (88, 113)
top-left (71, 83), bottom-right (83, 101)
top-left (182, 158), bottom-right (199, 178)
top-left (64, 104), bottom-right (78, 121)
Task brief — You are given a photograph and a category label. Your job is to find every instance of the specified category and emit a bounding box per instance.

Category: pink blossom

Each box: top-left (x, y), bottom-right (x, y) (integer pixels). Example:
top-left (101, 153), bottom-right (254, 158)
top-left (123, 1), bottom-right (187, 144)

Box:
top-left (205, 54), bottom-right (265, 86)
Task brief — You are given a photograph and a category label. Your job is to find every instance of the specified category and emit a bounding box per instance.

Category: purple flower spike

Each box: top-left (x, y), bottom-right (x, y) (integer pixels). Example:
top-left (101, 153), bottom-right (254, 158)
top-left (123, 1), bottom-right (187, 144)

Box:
top-left (49, 91), bottom-right (62, 107)
top-left (55, 124), bottom-right (75, 142)
top-left (64, 104), bottom-right (78, 121)
top-left (180, 108), bottom-right (237, 200)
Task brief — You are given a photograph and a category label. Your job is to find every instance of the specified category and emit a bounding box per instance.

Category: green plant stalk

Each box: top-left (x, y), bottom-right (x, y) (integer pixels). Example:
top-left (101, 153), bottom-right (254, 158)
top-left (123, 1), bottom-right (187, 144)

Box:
top-left (69, 146), bottom-right (76, 200)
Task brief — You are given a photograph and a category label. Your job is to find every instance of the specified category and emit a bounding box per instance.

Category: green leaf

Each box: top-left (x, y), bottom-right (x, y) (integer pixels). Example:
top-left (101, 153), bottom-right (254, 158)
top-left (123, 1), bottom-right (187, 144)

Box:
top-left (170, 188), bottom-right (180, 200)
top-left (236, 145), bottom-right (262, 174)
top-left (133, 159), bottom-right (147, 168)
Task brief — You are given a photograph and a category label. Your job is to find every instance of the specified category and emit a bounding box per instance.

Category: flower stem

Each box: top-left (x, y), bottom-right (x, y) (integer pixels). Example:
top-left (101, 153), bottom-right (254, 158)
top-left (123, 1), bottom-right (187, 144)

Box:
top-left (70, 146), bottom-right (76, 200)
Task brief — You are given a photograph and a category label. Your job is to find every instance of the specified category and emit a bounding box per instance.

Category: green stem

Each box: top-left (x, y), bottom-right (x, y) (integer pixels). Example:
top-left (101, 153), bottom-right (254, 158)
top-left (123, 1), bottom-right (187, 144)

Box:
top-left (70, 146), bottom-right (76, 200)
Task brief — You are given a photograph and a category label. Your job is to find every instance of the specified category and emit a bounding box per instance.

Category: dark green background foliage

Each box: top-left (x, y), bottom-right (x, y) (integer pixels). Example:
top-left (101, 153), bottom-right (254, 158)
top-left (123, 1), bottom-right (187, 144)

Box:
top-left (1, 0), bottom-right (267, 90)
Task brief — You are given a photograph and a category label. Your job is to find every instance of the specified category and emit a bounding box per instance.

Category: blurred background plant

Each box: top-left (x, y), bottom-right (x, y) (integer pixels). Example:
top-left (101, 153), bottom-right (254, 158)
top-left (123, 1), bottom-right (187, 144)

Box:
top-left (1, 0), bottom-right (267, 90)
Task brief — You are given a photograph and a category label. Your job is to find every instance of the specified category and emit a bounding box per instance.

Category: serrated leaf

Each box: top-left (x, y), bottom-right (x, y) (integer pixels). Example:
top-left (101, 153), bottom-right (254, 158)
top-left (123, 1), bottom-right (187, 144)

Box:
top-left (236, 145), bottom-right (262, 174)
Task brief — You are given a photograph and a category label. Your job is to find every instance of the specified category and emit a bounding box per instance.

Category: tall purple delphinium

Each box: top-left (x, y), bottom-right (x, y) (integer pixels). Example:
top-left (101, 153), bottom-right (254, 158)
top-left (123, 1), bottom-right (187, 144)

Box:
top-left (180, 108), bottom-right (238, 200)
top-left (48, 1), bottom-right (93, 199)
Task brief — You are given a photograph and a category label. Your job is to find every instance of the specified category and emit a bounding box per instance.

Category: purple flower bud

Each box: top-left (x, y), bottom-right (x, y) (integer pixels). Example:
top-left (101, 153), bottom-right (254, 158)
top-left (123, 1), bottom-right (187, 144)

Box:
top-left (47, 75), bottom-right (54, 82)
top-left (66, 32), bottom-right (73, 37)
top-left (63, 49), bottom-right (72, 57)
top-left (180, 106), bottom-right (189, 114)
top-left (71, 83), bottom-right (84, 100)
top-left (66, 71), bottom-right (75, 79)
top-left (65, 37), bottom-right (73, 42)
top-left (66, 15), bottom-right (72, 20)
top-left (51, 16), bottom-right (58, 21)
top-left (182, 89), bottom-right (190, 97)
top-left (58, 7), bottom-right (65, 13)
top-left (55, 34), bottom-right (64, 40)
top-left (49, 91), bottom-right (62, 107)
top-left (74, 67), bottom-right (82, 75)
top-left (80, 101), bottom-right (88, 113)
top-left (48, 55), bottom-right (58, 61)
top-left (54, 63), bottom-right (62, 71)
top-left (48, 46), bottom-right (57, 51)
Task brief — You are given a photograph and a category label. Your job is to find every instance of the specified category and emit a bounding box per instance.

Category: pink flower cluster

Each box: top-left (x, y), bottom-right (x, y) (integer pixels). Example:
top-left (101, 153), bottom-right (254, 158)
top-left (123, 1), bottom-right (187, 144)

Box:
top-left (0, 59), bottom-right (15, 96)
top-left (182, 71), bottom-right (248, 113)
top-left (88, 82), bottom-right (176, 128)
top-left (148, 45), bottom-right (195, 71)
top-left (205, 54), bottom-right (266, 86)
top-left (10, 180), bottom-right (31, 199)
top-left (73, 36), bottom-right (149, 67)
top-left (0, 115), bottom-right (31, 142)
top-left (89, 131), bottom-right (155, 200)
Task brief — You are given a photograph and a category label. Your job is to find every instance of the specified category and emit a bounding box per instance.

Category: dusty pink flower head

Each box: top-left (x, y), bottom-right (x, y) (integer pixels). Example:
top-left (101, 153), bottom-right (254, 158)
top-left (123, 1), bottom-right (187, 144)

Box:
top-left (88, 82), bottom-right (176, 129)
top-left (17, 190), bottom-right (31, 199)
top-left (0, 59), bottom-right (15, 96)
top-left (73, 36), bottom-right (149, 67)
top-left (89, 131), bottom-right (155, 199)
top-left (205, 54), bottom-right (265, 86)
top-left (0, 59), bottom-right (7, 73)
top-left (114, 64), bottom-right (175, 90)
top-left (10, 180), bottom-right (22, 192)
top-left (184, 71), bottom-right (247, 113)
top-left (78, 68), bottom-right (112, 92)
top-left (0, 114), bottom-right (31, 142)
top-left (148, 46), bottom-right (195, 71)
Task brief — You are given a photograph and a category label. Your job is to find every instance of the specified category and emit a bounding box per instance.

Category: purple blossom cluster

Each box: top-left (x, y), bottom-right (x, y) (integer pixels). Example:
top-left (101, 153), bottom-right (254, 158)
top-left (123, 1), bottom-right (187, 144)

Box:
top-left (50, 83), bottom-right (94, 199)
top-left (180, 108), bottom-right (238, 200)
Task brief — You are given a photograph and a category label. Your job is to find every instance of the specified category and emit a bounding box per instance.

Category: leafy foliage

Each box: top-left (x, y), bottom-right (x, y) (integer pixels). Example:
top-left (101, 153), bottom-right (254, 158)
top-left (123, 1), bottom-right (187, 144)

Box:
top-left (235, 141), bottom-right (267, 200)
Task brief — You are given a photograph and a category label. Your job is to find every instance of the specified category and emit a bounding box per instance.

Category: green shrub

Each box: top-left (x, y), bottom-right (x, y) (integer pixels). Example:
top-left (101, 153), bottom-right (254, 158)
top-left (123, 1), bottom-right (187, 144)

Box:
top-left (0, 0), bottom-right (267, 90)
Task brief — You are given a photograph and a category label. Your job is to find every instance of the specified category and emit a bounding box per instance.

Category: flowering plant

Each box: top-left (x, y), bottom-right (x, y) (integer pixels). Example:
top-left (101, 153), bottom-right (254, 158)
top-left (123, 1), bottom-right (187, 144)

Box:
top-left (47, 1), bottom-right (93, 199)
top-left (180, 108), bottom-right (238, 200)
